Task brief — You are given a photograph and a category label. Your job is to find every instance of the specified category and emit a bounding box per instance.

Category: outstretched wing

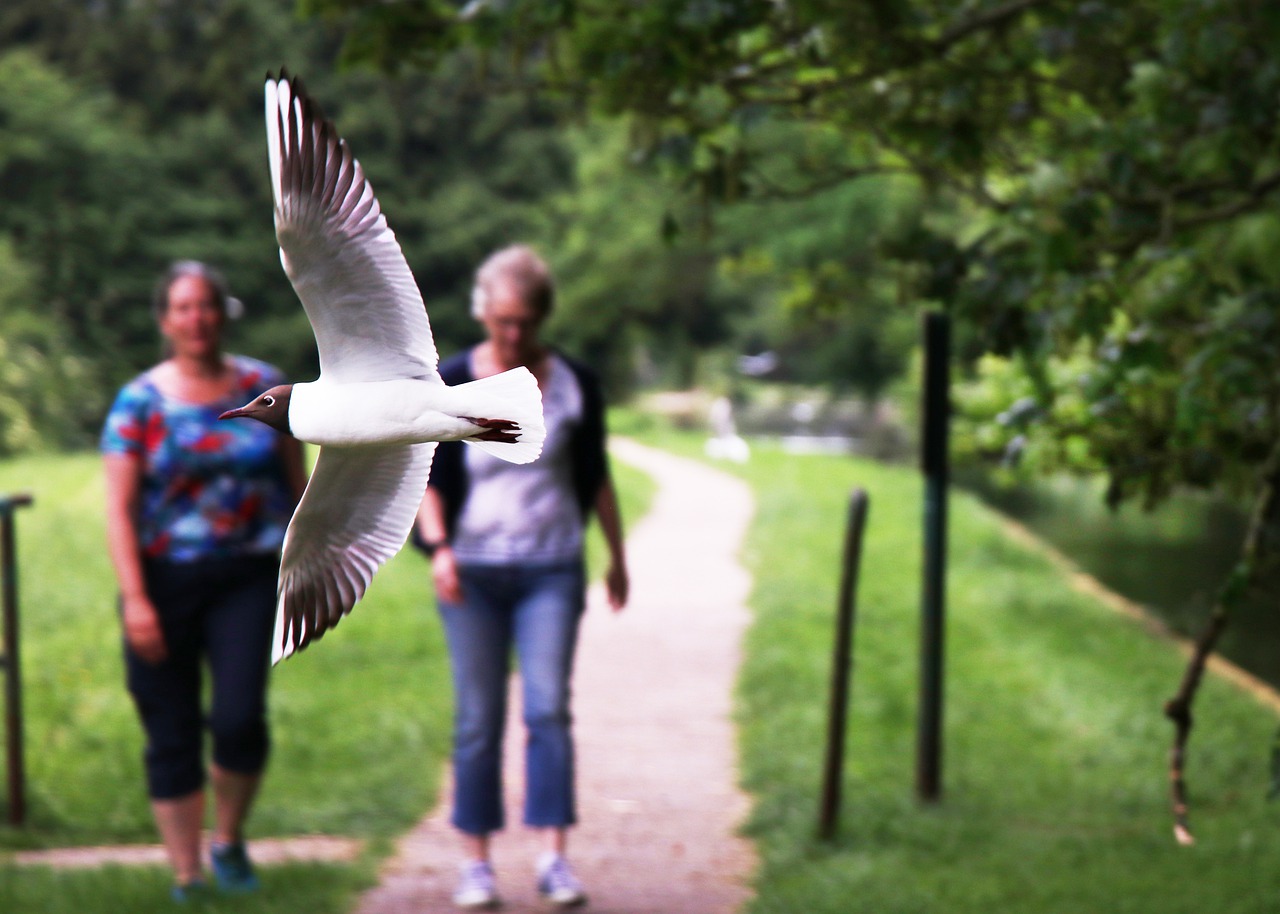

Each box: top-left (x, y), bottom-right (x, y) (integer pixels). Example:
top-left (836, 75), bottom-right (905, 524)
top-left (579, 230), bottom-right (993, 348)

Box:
top-left (273, 442), bottom-right (436, 663)
top-left (265, 71), bottom-right (438, 384)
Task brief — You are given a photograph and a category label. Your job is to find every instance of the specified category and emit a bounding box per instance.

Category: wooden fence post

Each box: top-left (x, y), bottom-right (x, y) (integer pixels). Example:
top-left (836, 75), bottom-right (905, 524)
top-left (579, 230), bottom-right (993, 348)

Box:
top-left (818, 488), bottom-right (870, 840)
top-left (1, 492), bottom-right (33, 826)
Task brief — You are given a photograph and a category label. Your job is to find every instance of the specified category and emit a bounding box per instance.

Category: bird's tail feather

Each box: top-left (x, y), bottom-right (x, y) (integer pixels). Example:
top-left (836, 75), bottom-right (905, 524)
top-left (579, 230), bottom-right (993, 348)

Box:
top-left (456, 366), bottom-right (546, 464)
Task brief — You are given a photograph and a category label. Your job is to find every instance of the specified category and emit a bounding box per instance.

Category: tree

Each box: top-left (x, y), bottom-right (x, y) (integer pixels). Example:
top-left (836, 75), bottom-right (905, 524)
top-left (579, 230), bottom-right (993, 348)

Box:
top-left (0, 237), bottom-right (95, 455)
top-left (541, 121), bottom-right (743, 394)
top-left (305, 0), bottom-right (1280, 841)
top-left (712, 141), bottom-right (922, 403)
top-left (0, 1), bottom-right (580, 442)
top-left (0, 48), bottom-right (160, 372)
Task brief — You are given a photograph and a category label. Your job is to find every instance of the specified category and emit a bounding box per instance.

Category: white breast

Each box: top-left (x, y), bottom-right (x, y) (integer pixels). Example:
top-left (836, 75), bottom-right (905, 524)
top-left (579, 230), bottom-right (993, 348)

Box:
top-left (288, 379), bottom-right (475, 447)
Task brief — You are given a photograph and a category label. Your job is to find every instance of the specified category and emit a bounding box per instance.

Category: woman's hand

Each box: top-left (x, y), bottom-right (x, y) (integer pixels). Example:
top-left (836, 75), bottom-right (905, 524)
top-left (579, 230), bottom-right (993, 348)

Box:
top-left (122, 594), bottom-right (168, 664)
top-left (432, 546), bottom-right (464, 604)
top-left (594, 480), bottom-right (629, 613)
top-left (605, 561), bottom-right (629, 613)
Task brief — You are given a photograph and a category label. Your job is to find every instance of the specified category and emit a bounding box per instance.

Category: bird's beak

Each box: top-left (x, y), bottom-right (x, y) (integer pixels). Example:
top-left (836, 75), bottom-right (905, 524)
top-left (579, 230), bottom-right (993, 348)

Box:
top-left (218, 406), bottom-right (249, 421)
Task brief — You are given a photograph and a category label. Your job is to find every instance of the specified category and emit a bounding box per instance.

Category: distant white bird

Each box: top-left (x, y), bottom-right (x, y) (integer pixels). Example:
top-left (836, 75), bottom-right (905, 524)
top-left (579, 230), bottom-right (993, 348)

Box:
top-left (220, 71), bottom-right (545, 663)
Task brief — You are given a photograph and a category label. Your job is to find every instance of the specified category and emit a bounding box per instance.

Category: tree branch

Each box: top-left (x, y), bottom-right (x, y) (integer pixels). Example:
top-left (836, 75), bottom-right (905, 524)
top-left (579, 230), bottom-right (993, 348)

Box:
top-left (1104, 167), bottom-right (1280, 258)
top-left (1163, 434), bottom-right (1280, 845)
top-left (744, 161), bottom-right (912, 200)
top-left (868, 124), bottom-right (1011, 211)
top-left (931, 0), bottom-right (1056, 54)
top-left (1168, 168), bottom-right (1280, 232)
top-left (724, 0), bottom-right (1054, 102)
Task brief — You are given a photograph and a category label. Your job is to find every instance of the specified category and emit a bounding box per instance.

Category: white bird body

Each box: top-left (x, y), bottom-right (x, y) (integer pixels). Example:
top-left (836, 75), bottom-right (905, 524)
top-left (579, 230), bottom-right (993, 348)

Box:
top-left (289, 371), bottom-right (543, 455)
top-left (220, 71), bottom-right (546, 663)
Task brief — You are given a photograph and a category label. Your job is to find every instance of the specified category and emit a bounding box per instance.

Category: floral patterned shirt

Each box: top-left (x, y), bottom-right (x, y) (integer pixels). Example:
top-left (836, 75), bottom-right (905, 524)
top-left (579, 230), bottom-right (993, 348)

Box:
top-left (100, 355), bottom-right (295, 562)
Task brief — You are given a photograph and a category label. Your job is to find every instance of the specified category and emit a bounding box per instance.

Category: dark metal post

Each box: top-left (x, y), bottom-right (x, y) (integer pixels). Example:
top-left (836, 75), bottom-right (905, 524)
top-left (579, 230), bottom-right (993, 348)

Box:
top-left (818, 488), bottom-right (870, 841)
top-left (1, 492), bottom-right (33, 826)
top-left (917, 312), bottom-right (950, 803)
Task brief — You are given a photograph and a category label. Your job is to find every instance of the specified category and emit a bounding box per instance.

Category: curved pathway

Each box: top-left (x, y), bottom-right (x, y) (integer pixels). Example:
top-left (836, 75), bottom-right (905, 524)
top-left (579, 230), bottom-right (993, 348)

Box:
top-left (354, 438), bottom-right (758, 914)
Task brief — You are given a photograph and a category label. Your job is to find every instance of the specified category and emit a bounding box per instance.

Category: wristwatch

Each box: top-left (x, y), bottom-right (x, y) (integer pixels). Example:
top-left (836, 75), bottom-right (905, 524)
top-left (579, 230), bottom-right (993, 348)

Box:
top-left (420, 537), bottom-right (449, 557)
top-left (412, 526), bottom-right (450, 557)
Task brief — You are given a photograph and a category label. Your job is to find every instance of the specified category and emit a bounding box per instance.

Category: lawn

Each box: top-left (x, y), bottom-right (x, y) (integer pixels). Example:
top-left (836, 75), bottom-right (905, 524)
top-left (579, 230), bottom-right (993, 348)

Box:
top-left (0, 446), bottom-right (651, 913)
top-left (0, 448), bottom-right (452, 851)
top-left (717, 438), bottom-right (1280, 914)
top-left (4, 422), bottom-right (1280, 914)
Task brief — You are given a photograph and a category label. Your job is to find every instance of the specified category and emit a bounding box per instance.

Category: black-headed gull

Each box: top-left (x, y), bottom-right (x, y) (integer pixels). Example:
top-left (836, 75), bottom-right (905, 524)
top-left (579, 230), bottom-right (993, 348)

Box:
top-left (220, 71), bottom-right (545, 662)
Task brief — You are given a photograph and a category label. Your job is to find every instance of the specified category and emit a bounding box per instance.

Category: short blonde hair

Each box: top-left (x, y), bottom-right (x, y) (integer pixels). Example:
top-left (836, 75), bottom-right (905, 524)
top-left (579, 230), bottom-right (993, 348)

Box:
top-left (471, 244), bottom-right (555, 320)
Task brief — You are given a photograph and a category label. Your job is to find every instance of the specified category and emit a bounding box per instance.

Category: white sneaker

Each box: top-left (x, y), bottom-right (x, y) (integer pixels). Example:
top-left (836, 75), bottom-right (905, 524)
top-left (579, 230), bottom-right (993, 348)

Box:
top-left (536, 853), bottom-right (586, 908)
top-left (453, 859), bottom-right (500, 910)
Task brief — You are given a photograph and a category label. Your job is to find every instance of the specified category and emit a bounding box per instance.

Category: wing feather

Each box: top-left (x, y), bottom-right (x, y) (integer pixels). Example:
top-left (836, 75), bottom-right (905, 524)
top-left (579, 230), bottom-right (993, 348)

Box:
top-left (318, 123), bottom-right (342, 203)
top-left (265, 72), bottom-right (438, 384)
top-left (272, 442), bottom-right (436, 662)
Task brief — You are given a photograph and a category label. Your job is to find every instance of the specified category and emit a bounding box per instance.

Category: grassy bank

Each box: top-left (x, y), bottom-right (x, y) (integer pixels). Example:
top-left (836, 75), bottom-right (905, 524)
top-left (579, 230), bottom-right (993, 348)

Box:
top-left (0, 447), bottom-right (651, 913)
top-left (714, 438), bottom-right (1280, 914)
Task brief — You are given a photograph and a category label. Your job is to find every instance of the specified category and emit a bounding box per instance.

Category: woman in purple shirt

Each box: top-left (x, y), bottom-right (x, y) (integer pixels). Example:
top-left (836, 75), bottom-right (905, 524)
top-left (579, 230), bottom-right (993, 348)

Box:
top-left (415, 246), bottom-right (628, 910)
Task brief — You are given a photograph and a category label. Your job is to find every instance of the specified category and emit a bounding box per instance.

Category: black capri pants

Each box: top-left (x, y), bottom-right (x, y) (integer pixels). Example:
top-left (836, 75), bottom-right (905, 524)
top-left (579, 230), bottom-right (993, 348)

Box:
top-left (124, 553), bottom-right (278, 799)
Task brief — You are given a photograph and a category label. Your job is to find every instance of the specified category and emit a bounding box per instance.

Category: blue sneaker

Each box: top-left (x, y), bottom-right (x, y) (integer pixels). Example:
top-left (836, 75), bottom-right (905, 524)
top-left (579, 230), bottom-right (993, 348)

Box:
top-left (170, 879), bottom-right (210, 903)
top-left (210, 841), bottom-right (260, 893)
top-left (537, 854), bottom-right (586, 908)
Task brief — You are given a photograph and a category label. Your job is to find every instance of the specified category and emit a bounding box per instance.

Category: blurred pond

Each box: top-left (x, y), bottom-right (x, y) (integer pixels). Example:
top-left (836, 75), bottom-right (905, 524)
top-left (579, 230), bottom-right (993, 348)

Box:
top-left (962, 472), bottom-right (1280, 688)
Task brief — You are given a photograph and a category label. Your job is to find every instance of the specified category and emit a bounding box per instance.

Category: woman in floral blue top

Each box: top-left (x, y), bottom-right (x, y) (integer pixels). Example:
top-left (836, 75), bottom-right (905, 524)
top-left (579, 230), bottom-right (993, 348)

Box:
top-left (102, 261), bottom-right (307, 901)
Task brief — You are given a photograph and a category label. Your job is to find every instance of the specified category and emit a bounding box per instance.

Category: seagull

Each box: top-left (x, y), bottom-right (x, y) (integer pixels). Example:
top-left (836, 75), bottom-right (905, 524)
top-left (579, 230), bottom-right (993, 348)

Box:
top-left (220, 71), bottom-right (545, 663)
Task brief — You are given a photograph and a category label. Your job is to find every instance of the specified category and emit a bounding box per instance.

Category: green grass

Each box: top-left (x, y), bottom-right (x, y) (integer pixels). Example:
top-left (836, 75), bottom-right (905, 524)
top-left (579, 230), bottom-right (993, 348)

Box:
top-left (6, 426), bottom-right (1280, 913)
top-left (715, 438), bottom-right (1280, 914)
top-left (0, 449), bottom-right (449, 849)
top-left (3, 862), bottom-right (373, 914)
top-left (0, 447), bottom-right (652, 912)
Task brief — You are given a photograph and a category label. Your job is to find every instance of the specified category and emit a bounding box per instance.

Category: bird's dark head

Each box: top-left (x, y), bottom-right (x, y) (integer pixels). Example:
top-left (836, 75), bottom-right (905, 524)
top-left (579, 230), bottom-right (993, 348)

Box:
top-left (219, 384), bottom-right (293, 435)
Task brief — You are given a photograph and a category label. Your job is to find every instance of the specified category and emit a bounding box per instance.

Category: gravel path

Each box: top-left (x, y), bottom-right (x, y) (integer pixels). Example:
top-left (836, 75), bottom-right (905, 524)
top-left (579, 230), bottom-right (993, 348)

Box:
top-left (354, 438), bottom-right (758, 914)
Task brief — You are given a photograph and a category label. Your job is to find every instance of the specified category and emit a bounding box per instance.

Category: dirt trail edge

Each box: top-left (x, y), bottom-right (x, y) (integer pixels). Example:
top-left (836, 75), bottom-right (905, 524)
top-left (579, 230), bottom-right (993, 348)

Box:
top-left (354, 437), bottom-right (759, 914)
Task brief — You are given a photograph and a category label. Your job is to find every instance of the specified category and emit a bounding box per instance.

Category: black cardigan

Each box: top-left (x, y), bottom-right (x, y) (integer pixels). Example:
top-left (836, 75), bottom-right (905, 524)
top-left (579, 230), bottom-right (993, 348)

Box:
top-left (415, 348), bottom-right (609, 550)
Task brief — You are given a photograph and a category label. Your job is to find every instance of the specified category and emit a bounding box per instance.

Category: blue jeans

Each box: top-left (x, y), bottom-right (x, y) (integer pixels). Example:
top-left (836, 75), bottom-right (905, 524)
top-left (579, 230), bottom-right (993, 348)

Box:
top-left (439, 559), bottom-right (586, 835)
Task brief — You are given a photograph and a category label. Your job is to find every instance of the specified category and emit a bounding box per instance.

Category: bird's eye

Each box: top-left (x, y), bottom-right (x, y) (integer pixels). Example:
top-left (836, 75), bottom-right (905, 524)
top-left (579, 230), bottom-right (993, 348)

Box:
top-left (262, 395), bottom-right (276, 407)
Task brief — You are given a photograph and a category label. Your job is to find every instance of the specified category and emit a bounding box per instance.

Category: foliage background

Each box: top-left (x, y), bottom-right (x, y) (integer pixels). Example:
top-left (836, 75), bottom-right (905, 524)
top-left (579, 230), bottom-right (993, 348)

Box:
top-left (1, 0), bottom-right (914, 456)
top-left (294, 0), bottom-right (1280, 520)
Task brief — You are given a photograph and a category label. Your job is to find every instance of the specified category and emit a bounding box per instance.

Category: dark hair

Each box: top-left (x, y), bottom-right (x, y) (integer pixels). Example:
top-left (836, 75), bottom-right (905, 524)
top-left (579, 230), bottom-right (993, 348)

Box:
top-left (151, 260), bottom-right (235, 321)
top-left (471, 244), bottom-right (555, 320)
